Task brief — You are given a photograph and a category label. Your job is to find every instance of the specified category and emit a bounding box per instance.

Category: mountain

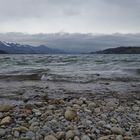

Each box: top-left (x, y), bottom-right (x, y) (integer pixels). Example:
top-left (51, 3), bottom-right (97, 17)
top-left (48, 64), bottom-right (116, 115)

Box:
top-left (91, 46), bottom-right (140, 54)
top-left (1, 33), bottom-right (140, 53)
top-left (0, 50), bottom-right (7, 54)
top-left (0, 41), bottom-right (64, 54)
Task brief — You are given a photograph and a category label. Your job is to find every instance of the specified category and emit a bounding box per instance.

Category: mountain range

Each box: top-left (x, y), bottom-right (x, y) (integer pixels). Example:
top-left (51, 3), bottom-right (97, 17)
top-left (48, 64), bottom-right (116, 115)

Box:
top-left (0, 41), bottom-right (64, 54)
top-left (1, 33), bottom-right (140, 53)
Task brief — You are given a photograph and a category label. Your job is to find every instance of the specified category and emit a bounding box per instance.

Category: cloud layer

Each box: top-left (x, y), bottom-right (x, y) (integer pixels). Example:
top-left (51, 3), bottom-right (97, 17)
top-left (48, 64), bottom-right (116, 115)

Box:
top-left (0, 0), bottom-right (140, 33)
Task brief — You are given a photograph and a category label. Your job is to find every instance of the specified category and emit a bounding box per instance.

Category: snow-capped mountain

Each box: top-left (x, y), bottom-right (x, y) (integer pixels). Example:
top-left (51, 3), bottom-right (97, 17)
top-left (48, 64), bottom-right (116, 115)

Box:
top-left (0, 41), bottom-right (64, 54)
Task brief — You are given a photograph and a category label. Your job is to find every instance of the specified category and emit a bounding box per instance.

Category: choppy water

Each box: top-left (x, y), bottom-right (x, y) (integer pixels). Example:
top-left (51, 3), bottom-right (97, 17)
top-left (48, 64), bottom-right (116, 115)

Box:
top-left (0, 54), bottom-right (140, 104)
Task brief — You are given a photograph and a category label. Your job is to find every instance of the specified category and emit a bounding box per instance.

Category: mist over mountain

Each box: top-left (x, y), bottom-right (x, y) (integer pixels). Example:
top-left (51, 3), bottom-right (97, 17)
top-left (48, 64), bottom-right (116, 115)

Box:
top-left (0, 41), bottom-right (64, 54)
top-left (0, 33), bottom-right (140, 53)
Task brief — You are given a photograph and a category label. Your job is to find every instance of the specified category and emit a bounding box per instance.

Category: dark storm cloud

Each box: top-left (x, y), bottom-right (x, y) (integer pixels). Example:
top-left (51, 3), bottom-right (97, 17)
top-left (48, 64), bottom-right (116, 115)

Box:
top-left (0, 0), bottom-right (140, 33)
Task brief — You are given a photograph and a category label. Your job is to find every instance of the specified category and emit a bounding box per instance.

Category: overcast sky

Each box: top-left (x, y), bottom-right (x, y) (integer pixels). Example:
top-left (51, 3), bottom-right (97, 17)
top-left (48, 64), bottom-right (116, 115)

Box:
top-left (0, 0), bottom-right (140, 34)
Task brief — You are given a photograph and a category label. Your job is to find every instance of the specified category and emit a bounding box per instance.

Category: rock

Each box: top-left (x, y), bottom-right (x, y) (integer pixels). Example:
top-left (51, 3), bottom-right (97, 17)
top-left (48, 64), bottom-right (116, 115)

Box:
top-left (0, 116), bottom-right (12, 125)
top-left (136, 123), bottom-right (140, 134)
top-left (111, 127), bottom-right (123, 135)
top-left (74, 136), bottom-right (80, 140)
top-left (13, 131), bottom-right (20, 137)
top-left (13, 126), bottom-right (29, 133)
top-left (81, 135), bottom-right (91, 140)
top-left (132, 106), bottom-right (139, 111)
top-left (44, 135), bottom-right (57, 140)
top-left (76, 100), bottom-right (83, 105)
top-left (56, 131), bottom-right (65, 140)
top-left (94, 107), bottom-right (101, 114)
top-left (66, 130), bottom-right (75, 140)
top-left (73, 104), bottom-right (81, 110)
top-left (88, 102), bottom-right (96, 111)
top-left (26, 131), bottom-right (35, 139)
top-left (97, 121), bottom-right (106, 126)
top-left (32, 109), bottom-right (42, 116)
top-left (0, 129), bottom-right (6, 137)
top-left (65, 109), bottom-right (77, 121)
top-left (116, 135), bottom-right (123, 140)
top-left (123, 136), bottom-right (133, 140)
top-left (0, 105), bottom-right (13, 112)
top-left (105, 98), bottom-right (119, 107)
top-left (48, 105), bottom-right (56, 110)
top-left (98, 135), bottom-right (115, 140)
top-left (111, 118), bottom-right (118, 124)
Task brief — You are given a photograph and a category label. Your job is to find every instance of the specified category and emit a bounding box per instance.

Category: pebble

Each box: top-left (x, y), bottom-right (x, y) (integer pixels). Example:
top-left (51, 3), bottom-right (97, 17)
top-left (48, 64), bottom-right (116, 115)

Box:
top-left (111, 127), bottom-right (123, 135)
top-left (0, 129), bottom-right (6, 137)
top-left (0, 96), bottom-right (138, 139)
top-left (65, 109), bottom-right (77, 121)
top-left (0, 116), bottom-right (12, 125)
top-left (116, 135), bottom-right (123, 140)
top-left (66, 130), bottom-right (75, 140)
top-left (81, 135), bottom-right (91, 140)
top-left (74, 136), bottom-right (80, 140)
top-left (0, 105), bottom-right (13, 112)
top-left (44, 135), bottom-right (57, 140)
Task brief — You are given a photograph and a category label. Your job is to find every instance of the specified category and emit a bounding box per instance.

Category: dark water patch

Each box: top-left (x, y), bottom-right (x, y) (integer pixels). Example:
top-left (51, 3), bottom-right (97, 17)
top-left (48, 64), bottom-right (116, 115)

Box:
top-left (0, 73), bottom-right (41, 81)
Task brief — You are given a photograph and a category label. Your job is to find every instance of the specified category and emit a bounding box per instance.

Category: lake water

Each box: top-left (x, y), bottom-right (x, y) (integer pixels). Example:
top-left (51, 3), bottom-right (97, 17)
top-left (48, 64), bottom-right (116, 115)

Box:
top-left (0, 54), bottom-right (140, 104)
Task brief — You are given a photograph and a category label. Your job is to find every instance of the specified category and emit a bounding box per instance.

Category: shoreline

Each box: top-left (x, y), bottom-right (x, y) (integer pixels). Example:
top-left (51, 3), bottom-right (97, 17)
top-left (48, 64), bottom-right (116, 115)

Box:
top-left (0, 92), bottom-right (139, 140)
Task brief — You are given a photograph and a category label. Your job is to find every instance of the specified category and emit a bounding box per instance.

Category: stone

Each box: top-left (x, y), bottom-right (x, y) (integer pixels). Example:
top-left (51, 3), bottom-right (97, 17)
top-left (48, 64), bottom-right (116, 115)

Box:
top-left (132, 106), bottom-right (139, 111)
top-left (98, 135), bottom-right (115, 140)
top-left (88, 102), bottom-right (96, 111)
top-left (65, 109), bottom-right (77, 121)
top-left (66, 130), bottom-right (75, 140)
top-left (111, 118), bottom-right (118, 124)
top-left (0, 105), bottom-right (13, 112)
top-left (136, 123), bottom-right (140, 134)
top-left (111, 127), bottom-right (123, 135)
top-left (0, 116), bottom-right (12, 125)
top-left (26, 131), bottom-right (35, 139)
top-left (0, 129), bottom-right (6, 137)
top-left (123, 136), bottom-right (133, 140)
top-left (81, 135), bottom-right (91, 140)
top-left (56, 131), bottom-right (65, 140)
top-left (48, 105), bottom-right (56, 110)
top-left (32, 109), bottom-right (42, 116)
top-left (116, 135), bottom-right (123, 140)
top-left (13, 126), bottom-right (29, 133)
top-left (94, 107), bottom-right (101, 114)
top-left (74, 136), bottom-right (80, 140)
top-left (44, 135), bottom-right (57, 140)
top-left (13, 131), bottom-right (20, 137)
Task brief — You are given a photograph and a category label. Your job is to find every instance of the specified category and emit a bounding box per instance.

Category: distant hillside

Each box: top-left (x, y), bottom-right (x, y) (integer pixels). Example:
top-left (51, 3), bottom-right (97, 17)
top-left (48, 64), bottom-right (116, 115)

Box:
top-left (0, 50), bottom-right (7, 54)
top-left (0, 41), bottom-right (64, 54)
top-left (91, 46), bottom-right (140, 54)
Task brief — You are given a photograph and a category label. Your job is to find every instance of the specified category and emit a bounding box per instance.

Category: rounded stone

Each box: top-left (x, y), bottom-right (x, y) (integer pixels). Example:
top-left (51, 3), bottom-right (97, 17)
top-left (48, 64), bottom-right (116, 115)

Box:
top-left (56, 131), bottom-right (65, 140)
top-left (66, 130), bottom-right (75, 140)
top-left (44, 135), bottom-right (57, 140)
top-left (65, 109), bottom-right (77, 121)
top-left (0, 129), bottom-right (6, 137)
top-left (116, 135), bottom-right (123, 140)
top-left (88, 102), bottom-right (96, 111)
top-left (74, 136), bottom-right (80, 140)
top-left (0, 105), bottom-right (13, 112)
top-left (111, 127), bottom-right (123, 135)
top-left (81, 135), bottom-right (91, 140)
top-left (0, 116), bottom-right (12, 125)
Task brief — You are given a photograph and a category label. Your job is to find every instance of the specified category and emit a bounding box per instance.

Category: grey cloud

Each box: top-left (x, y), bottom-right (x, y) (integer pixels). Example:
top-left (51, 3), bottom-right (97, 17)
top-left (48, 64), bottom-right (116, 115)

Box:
top-left (0, 0), bottom-right (140, 33)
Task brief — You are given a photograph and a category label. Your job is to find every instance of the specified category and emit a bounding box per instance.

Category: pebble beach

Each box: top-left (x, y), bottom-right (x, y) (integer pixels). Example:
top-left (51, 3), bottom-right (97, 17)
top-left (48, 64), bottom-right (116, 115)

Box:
top-left (0, 93), bottom-right (139, 140)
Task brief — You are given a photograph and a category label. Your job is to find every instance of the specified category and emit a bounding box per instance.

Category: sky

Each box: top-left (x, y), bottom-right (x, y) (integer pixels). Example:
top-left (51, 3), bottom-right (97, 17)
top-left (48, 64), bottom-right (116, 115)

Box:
top-left (0, 0), bottom-right (140, 34)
